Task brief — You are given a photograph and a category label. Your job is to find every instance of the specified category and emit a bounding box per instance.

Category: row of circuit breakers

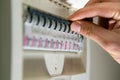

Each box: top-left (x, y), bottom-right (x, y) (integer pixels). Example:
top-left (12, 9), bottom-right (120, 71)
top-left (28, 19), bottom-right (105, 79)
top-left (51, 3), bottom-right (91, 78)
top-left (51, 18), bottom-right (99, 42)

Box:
top-left (23, 7), bottom-right (84, 52)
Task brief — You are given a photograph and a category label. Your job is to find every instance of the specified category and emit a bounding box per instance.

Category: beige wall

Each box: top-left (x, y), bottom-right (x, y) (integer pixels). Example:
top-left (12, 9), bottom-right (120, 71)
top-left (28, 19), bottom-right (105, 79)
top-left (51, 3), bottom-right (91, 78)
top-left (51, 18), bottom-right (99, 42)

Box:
top-left (87, 40), bottom-right (120, 80)
top-left (0, 0), bottom-right (11, 80)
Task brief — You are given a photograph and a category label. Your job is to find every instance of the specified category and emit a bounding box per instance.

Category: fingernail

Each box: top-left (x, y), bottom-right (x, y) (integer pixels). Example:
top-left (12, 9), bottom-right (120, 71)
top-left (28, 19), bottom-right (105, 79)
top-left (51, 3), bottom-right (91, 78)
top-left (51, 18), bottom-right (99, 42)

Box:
top-left (71, 22), bottom-right (81, 33)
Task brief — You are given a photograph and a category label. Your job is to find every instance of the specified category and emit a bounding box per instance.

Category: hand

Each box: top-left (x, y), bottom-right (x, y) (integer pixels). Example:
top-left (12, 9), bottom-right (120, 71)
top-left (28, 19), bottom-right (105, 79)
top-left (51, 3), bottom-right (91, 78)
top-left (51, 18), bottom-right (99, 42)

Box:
top-left (68, 2), bottom-right (120, 64)
top-left (85, 0), bottom-right (120, 6)
top-left (85, 0), bottom-right (120, 29)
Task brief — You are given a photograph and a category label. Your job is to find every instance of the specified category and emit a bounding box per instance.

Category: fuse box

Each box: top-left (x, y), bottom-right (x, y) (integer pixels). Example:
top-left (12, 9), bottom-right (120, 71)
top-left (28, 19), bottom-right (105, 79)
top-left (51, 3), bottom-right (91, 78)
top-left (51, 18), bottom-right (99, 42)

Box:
top-left (1, 0), bottom-right (120, 80)
top-left (23, 7), bottom-right (83, 52)
top-left (22, 0), bottom-right (87, 79)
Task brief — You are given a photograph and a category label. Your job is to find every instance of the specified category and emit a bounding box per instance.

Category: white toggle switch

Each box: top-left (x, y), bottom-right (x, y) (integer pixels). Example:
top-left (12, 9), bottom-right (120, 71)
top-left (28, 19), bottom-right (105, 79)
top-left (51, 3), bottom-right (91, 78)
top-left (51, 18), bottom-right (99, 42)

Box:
top-left (44, 54), bottom-right (65, 76)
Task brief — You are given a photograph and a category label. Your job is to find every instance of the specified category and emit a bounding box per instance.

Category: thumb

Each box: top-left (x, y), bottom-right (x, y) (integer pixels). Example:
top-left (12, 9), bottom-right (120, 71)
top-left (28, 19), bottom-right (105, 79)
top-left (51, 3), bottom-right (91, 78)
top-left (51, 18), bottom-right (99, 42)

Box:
top-left (71, 21), bottom-right (120, 64)
top-left (71, 21), bottom-right (113, 46)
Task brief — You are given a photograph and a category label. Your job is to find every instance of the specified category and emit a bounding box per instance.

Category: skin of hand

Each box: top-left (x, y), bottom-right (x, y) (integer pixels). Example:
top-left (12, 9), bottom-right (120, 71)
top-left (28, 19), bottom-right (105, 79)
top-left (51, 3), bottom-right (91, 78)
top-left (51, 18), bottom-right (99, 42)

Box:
top-left (86, 0), bottom-right (120, 6)
top-left (68, 2), bottom-right (120, 64)
top-left (85, 0), bottom-right (120, 29)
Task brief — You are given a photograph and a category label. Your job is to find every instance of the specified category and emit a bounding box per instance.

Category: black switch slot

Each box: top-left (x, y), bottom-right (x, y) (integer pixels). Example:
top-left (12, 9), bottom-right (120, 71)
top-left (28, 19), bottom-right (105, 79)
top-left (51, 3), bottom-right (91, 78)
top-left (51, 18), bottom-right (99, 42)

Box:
top-left (63, 23), bottom-right (67, 32)
top-left (42, 16), bottom-right (46, 27)
top-left (54, 20), bottom-right (57, 30)
top-left (36, 15), bottom-right (39, 25)
top-left (48, 18), bottom-right (52, 28)
top-left (59, 23), bottom-right (62, 31)
top-left (29, 13), bottom-right (33, 23)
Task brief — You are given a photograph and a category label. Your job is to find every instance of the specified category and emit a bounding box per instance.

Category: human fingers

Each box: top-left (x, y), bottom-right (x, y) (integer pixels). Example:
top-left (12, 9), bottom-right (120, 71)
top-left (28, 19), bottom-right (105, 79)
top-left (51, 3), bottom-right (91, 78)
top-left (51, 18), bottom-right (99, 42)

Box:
top-left (85, 0), bottom-right (120, 6)
top-left (98, 18), bottom-right (109, 29)
top-left (71, 21), bottom-right (120, 63)
top-left (85, 1), bottom-right (120, 28)
top-left (71, 21), bottom-right (112, 44)
top-left (68, 2), bottom-right (120, 21)
top-left (85, 0), bottom-right (102, 6)
top-left (113, 20), bottom-right (120, 30)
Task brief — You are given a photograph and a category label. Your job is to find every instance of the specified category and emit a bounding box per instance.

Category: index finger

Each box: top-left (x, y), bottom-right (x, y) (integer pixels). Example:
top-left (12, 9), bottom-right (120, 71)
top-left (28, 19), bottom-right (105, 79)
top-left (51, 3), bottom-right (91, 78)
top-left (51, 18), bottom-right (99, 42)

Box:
top-left (68, 2), bottom-right (120, 21)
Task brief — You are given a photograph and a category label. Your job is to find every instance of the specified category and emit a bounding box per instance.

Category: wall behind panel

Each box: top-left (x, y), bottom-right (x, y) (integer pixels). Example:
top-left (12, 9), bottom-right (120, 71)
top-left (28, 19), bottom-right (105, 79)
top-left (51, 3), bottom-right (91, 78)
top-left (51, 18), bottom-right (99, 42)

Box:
top-left (87, 40), bottom-right (120, 80)
top-left (0, 7), bottom-right (1, 78)
top-left (0, 0), bottom-right (11, 80)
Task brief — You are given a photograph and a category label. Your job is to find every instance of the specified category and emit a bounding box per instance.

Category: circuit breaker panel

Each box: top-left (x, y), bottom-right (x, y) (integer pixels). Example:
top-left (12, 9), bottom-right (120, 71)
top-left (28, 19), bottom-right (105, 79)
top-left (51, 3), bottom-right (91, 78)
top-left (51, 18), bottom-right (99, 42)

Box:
top-left (1, 0), bottom-right (120, 80)
top-left (23, 7), bottom-right (83, 52)
top-left (22, 0), bottom-right (87, 80)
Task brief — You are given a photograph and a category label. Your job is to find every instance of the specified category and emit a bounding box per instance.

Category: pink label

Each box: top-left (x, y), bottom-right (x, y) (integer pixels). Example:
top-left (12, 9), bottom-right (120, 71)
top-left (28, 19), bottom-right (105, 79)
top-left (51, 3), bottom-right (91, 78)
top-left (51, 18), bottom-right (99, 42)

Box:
top-left (50, 39), bottom-right (53, 48)
top-left (69, 42), bottom-right (71, 50)
top-left (60, 41), bottom-right (63, 49)
top-left (44, 39), bottom-right (48, 48)
top-left (74, 44), bottom-right (78, 50)
top-left (31, 37), bottom-right (35, 47)
top-left (55, 40), bottom-right (59, 49)
top-left (65, 41), bottom-right (67, 50)
top-left (73, 43), bottom-right (75, 50)
top-left (38, 38), bottom-right (42, 47)
top-left (23, 36), bottom-right (28, 46)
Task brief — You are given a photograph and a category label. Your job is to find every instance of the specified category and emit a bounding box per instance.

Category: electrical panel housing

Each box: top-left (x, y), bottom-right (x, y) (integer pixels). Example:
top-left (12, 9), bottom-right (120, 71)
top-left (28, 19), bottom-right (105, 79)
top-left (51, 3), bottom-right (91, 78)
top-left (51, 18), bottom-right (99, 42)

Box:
top-left (0, 0), bottom-right (120, 80)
